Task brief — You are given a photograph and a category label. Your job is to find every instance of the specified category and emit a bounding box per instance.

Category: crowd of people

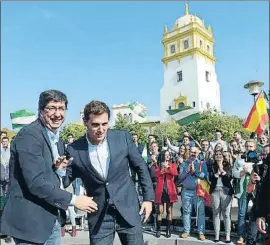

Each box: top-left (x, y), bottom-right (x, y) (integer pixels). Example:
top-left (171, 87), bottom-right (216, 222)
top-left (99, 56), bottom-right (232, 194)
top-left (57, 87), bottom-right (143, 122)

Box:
top-left (132, 129), bottom-right (269, 244)
top-left (0, 89), bottom-right (269, 245)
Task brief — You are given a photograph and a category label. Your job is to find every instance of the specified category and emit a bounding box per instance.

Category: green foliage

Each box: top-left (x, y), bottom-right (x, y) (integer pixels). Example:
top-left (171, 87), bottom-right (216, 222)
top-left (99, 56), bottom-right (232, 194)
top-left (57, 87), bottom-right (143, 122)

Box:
top-left (113, 113), bottom-right (132, 131)
top-left (113, 113), bottom-right (148, 145)
top-left (179, 111), bottom-right (249, 142)
top-left (60, 123), bottom-right (86, 143)
top-left (153, 120), bottom-right (181, 145)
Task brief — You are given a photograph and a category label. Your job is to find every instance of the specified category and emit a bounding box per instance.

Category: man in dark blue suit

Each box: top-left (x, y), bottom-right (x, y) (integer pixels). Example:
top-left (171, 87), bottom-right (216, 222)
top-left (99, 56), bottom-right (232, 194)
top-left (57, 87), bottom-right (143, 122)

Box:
top-left (0, 90), bottom-right (97, 245)
top-left (61, 100), bottom-right (155, 245)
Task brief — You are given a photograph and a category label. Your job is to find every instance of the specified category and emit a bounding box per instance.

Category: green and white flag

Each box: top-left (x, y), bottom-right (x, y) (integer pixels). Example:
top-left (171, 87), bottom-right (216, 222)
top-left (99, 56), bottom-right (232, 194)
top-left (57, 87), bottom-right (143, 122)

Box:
top-left (10, 109), bottom-right (36, 132)
top-left (129, 101), bottom-right (147, 118)
top-left (167, 106), bottom-right (200, 125)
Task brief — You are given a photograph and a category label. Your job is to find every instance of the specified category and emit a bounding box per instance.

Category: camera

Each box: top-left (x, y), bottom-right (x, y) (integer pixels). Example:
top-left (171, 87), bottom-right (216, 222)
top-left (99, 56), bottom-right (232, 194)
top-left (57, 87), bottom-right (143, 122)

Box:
top-left (241, 150), bottom-right (261, 164)
top-left (241, 150), bottom-right (261, 174)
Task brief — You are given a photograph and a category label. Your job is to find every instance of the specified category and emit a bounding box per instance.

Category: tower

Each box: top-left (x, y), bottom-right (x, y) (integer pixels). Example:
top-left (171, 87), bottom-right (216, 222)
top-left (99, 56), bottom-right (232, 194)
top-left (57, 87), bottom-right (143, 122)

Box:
top-left (160, 3), bottom-right (221, 123)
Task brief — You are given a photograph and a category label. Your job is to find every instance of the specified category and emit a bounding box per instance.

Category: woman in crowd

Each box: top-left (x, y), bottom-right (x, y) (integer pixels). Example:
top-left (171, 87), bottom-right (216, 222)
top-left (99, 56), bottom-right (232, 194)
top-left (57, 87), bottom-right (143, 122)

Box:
top-left (214, 143), bottom-right (224, 152)
top-left (222, 151), bottom-right (233, 167)
top-left (209, 150), bottom-right (234, 243)
top-left (154, 150), bottom-right (178, 238)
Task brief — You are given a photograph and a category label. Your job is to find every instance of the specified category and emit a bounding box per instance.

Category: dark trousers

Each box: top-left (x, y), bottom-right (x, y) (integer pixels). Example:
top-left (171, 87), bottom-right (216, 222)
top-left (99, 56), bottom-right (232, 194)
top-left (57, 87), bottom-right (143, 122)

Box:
top-left (90, 206), bottom-right (144, 245)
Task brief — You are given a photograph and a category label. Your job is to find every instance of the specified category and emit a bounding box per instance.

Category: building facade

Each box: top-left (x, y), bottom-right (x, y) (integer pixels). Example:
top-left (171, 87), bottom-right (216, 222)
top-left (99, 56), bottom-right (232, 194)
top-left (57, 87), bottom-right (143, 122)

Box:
top-left (160, 4), bottom-right (221, 123)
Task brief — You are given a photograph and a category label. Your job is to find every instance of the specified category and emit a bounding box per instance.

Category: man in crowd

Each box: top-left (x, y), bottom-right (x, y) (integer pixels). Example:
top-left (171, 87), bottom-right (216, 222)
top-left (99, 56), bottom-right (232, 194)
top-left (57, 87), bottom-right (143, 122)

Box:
top-left (233, 139), bottom-right (257, 244)
top-left (179, 147), bottom-right (208, 241)
top-left (246, 145), bottom-right (270, 245)
top-left (210, 130), bottom-right (228, 151)
top-left (0, 136), bottom-right (12, 243)
top-left (256, 152), bottom-right (270, 244)
top-left (0, 90), bottom-right (97, 244)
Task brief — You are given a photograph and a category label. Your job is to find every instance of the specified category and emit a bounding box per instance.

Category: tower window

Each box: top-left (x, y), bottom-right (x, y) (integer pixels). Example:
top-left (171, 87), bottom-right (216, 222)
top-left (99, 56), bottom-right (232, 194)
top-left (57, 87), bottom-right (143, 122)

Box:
top-left (184, 40), bottom-right (189, 49)
top-left (200, 40), bottom-right (203, 48)
top-left (205, 71), bottom-right (210, 82)
top-left (177, 71), bottom-right (183, 82)
top-left (168, 106), bottom-right (172, 110)
top-left (206, 102), bottom-right (210, 110)
top-left (192, 101), bottom-right (196, 107)
top-left (207, 45), bottom-right (210, 52)
top-left (170, 45), bottom-right (176, 54)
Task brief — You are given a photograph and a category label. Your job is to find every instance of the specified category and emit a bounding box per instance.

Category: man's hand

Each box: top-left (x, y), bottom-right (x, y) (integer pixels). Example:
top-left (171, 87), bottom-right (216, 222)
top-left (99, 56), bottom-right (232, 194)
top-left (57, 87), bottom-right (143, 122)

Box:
top-left (190, 162), bottom-right (195, 173)
top-left (252, 173), bottom-right (261, 182)
top-left (139, 201), bottom-right (152, 223)
top-left (256, 217), bottom-right (266, 234)
top-left (75, 196), bottom-right (98, 213)
top-left (54, 156), bottom-right (73, 170)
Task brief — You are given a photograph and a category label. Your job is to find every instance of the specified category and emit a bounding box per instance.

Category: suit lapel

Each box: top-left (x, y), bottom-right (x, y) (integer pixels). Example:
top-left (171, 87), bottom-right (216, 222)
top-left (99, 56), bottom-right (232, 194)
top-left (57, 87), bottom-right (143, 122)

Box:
top-left (78, 136), bottom-right (105, 182)
top-left (39, 124), bottom-right (54, 163)
top-left (106, 130), bottom-right (118, 180)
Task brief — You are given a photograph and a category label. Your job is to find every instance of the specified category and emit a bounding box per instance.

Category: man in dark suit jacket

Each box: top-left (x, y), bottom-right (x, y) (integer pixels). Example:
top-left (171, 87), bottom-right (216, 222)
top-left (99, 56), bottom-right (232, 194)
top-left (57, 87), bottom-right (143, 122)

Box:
top-left (61, 100), bottom-right (154, 245)
top-left (256, 152), bottom-right (270, 238)
top-left (0, 90), bottom-right (97, 244)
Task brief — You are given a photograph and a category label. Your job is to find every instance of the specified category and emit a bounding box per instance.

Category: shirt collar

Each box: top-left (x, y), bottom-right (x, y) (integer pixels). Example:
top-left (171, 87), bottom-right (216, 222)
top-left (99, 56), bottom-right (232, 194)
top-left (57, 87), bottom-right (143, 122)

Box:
top-left (46, 128), bottom-right (60, 143)
top-left (86, 134), bottom-right (107, 147)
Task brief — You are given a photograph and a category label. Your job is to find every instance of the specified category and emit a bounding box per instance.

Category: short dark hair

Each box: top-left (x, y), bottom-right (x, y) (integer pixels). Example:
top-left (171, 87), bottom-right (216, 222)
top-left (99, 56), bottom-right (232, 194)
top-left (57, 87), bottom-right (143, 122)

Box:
top-left (1, 131), bottom-right (7, 136)
top-left (2, 136), bottom-right (9, 141)
top-left (234, 131), bottom-right (241, 135)
top-left (216, 129), bottom-right (222, 134)
top-left (83, 100), bottom-right (110, 121)
top-left (38, 90), bottom-right (68, 111)
top-left (67, 133), bottom-right (74, 138)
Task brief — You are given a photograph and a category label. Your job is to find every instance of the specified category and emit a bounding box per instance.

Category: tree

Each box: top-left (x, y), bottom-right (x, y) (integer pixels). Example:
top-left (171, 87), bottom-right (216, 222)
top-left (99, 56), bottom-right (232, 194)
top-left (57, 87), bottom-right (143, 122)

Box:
top-left (179, 111), bottom-right (250, 142)
top-left (153, 120), bottom-right (181, 146)
top-left (60, 122), bottom-right (86, 143)
top-left (113, 113), bottom-right (132, 131)
top-left (113, 113), bottom-right (148, 145)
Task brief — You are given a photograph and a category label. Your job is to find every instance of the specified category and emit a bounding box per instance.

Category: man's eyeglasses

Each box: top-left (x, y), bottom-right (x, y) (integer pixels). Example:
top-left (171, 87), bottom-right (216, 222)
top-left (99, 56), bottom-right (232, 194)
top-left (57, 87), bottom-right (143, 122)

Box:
top-left (45, 107), bottom-right (66, 113)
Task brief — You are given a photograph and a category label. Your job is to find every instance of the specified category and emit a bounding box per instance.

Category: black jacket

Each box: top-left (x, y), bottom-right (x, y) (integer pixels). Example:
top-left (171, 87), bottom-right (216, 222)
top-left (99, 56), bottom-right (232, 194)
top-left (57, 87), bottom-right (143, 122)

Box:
top-left (209, 163), bottom-right (234, 196)
top-left (256, 153), bottom-right (270, 218)
top-left (0, 119), bottom-right (72, 243)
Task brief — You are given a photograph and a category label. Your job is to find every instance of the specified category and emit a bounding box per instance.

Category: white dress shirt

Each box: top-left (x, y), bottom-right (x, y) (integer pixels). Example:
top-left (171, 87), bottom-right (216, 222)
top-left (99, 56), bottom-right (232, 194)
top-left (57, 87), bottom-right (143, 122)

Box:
top-left (86, 135), bottom-right (110, 179)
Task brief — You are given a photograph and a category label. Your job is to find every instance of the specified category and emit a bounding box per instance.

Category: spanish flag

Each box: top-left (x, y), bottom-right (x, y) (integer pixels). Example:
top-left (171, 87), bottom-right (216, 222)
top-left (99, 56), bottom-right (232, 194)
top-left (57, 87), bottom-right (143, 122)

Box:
top-left (243, 91), bottom-right (269, 134)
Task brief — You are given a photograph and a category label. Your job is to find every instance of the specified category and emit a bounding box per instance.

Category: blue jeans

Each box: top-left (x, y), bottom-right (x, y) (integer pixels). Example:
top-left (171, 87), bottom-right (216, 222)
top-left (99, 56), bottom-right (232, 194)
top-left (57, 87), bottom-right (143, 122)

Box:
top-left (14, 219), bottom-right (61, 245)
top-left (72, 178), bottom-right (81, 196)
top-left (182, 189), bottom-right (205, 234)
top-left (238, 197), bottom-right (249, 238)
top-left (246, 213), bottom-right (258, 245)
top-left (90, 208), bottom-right (144, 245)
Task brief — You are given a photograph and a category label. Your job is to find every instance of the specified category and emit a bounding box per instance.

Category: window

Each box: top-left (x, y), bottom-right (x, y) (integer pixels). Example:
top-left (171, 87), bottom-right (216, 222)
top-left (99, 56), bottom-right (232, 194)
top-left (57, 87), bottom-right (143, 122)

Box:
top-left (193, 101), bottom-right (196, 108)
top-left (128, 113), bottom-right (133, 123)
top-left (206, 102), bottom-right (210, 109)
top-left (184, 40), bottom-right (189, 49)
top-left (124, 113), bottom-right (129, 120)
top-left (177, 71), bottom-right (183, 82)
top-left (178, 102), bottom-right (185, 109)
top-left (200, 40), bottom-right (203, 48)
top-left (205, 71), bottom-right (210, 82)
top-left (168, 106), bottom-right (172, 110)
top-left (207, 45), bottom-right (210, 52)
top-left (170, 45), bottom-right (176, 54)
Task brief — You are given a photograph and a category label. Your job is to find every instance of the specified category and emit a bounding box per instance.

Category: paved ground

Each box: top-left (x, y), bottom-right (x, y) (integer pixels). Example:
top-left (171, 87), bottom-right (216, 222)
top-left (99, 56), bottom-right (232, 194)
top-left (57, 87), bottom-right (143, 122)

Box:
top-left (1, 230), bottom-right (240, 245)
